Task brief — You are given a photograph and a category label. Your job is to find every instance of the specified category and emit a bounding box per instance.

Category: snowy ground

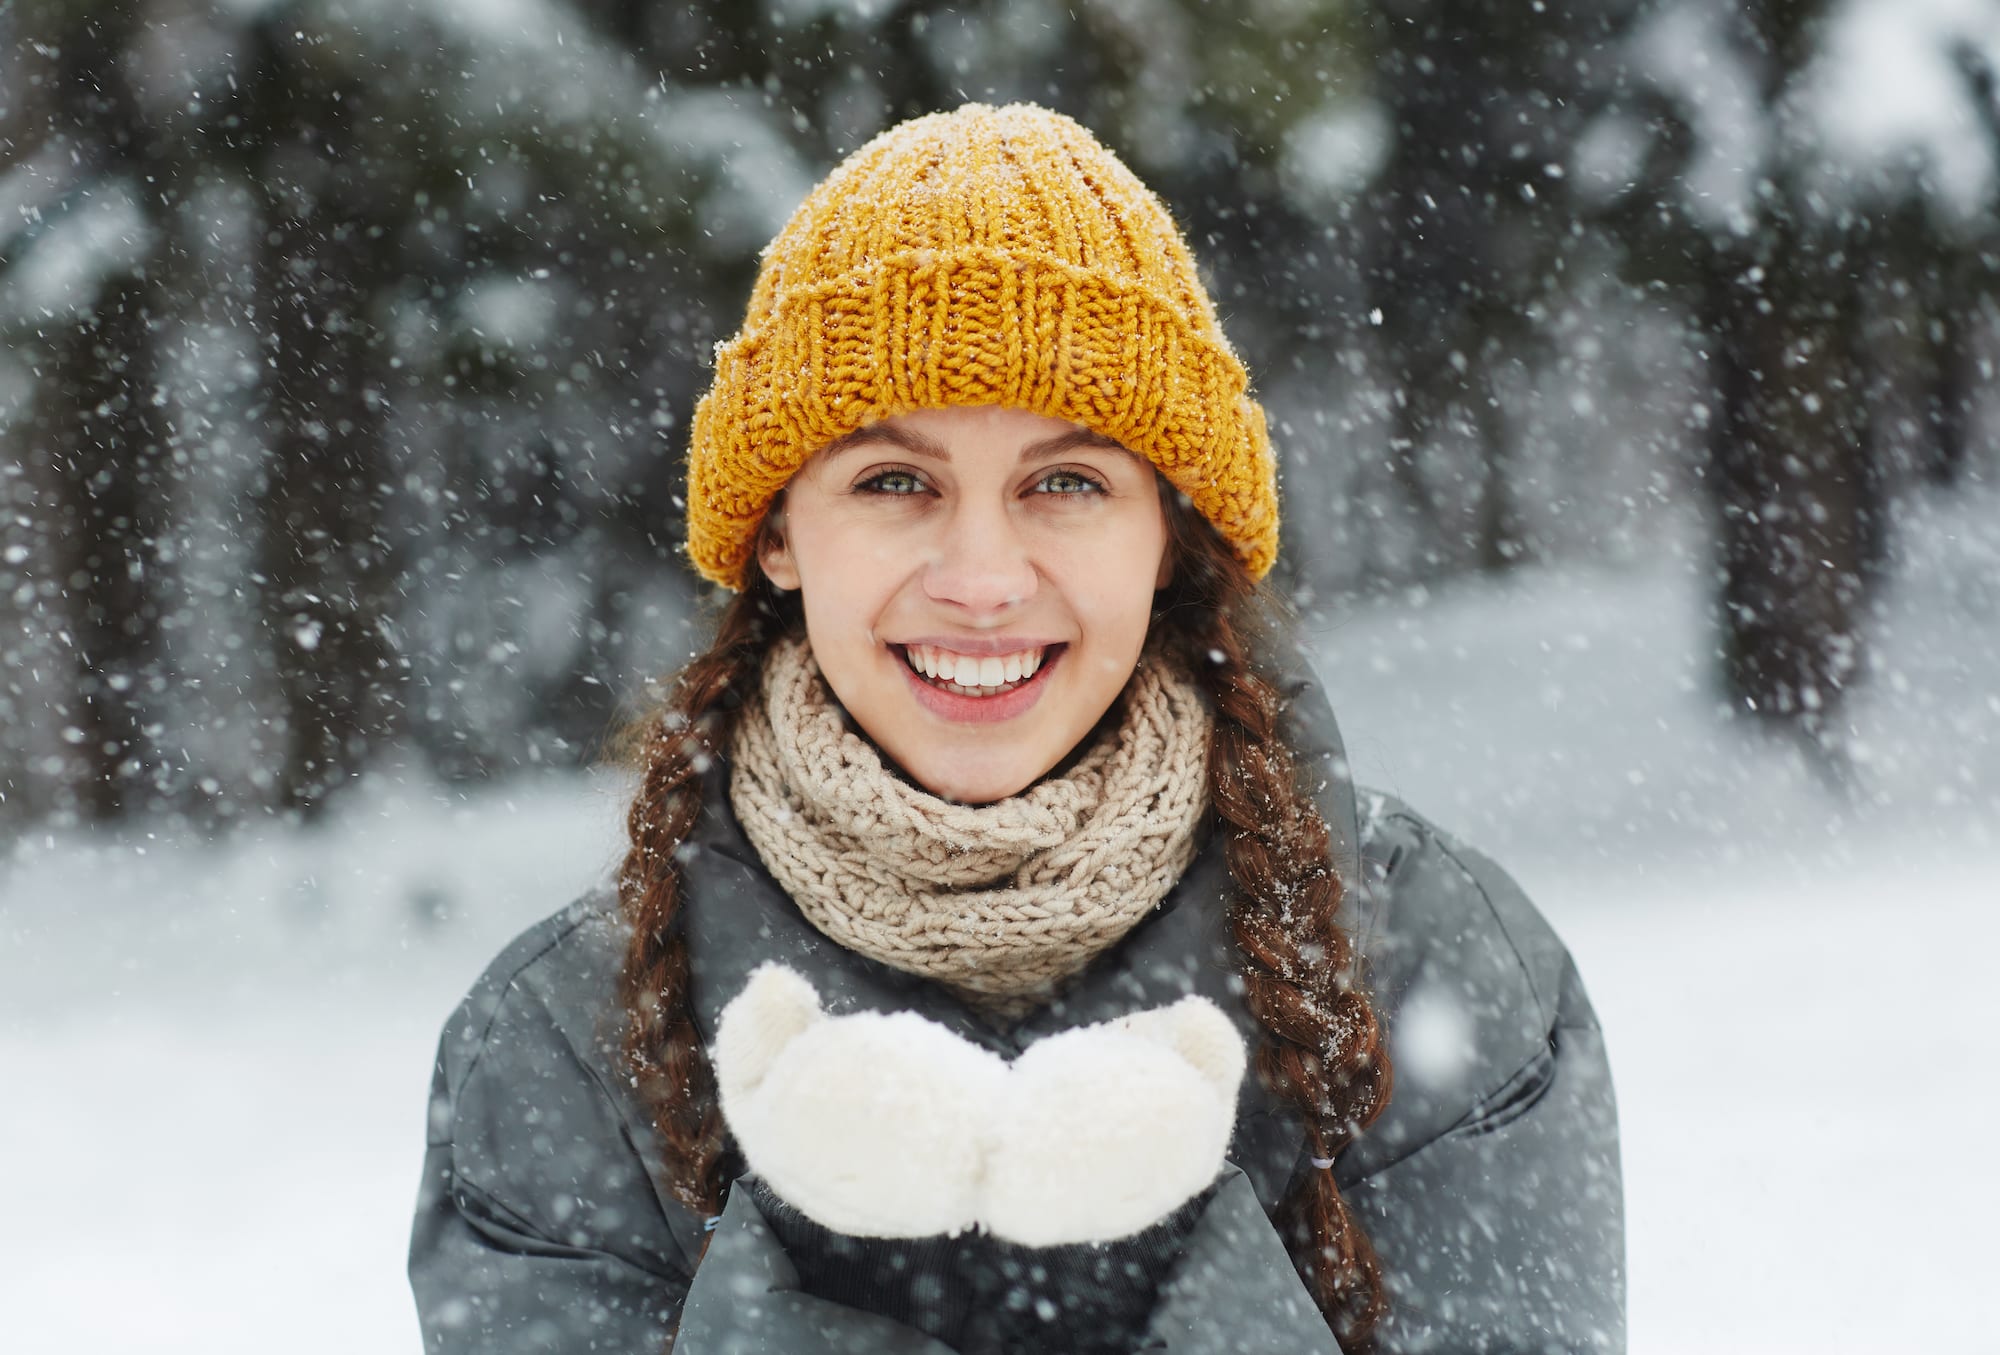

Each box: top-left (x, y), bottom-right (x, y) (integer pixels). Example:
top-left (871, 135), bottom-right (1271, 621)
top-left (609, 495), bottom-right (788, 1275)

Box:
top-left (1308, 489), bottom-right (2000, 1355)
top-left (3, 490), bottom-right (1995, 1354)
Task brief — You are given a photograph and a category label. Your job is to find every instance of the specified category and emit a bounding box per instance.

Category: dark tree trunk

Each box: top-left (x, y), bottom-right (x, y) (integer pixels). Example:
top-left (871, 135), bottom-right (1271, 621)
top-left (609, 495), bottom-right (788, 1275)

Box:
top-left (1472, 370), bottom-right (1528, 573)
top-left (34, 271), bottom-right (172, 822)
top-left (1923, 283), bottom-right (1973, 488)
top-left (245, 20), bottom-right (403, 820)
top-left (29, 6), bottom-right (175, 823)
top-left (1702, 213), bottom-right (1878, 739)
top-left (1358, 0), bottom-right (1582, 584)
top-left (1386, 379), bottom-right (1449, 571)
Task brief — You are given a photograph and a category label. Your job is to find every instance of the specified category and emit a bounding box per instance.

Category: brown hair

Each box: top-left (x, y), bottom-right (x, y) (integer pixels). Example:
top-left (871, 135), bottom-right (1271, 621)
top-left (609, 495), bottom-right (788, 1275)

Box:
top-left (603, 489), bottom-right (1395, 1349)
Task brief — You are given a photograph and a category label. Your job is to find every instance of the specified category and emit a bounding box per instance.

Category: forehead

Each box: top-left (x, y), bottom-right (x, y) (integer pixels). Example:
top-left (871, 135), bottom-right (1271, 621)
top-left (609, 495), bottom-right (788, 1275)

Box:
top-left (814, 413), bottom-right (1134, 466)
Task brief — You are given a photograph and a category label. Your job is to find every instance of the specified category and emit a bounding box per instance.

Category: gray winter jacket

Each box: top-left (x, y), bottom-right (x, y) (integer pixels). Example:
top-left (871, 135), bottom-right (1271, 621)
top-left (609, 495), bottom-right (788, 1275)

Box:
top-left (407, 649), bottom-right (1625, 1353)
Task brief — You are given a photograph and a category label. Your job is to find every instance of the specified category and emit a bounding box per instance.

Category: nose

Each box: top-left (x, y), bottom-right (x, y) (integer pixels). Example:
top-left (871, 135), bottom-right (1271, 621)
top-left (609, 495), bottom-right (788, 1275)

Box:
top-left (920, 498), bottom-right (1039, 617)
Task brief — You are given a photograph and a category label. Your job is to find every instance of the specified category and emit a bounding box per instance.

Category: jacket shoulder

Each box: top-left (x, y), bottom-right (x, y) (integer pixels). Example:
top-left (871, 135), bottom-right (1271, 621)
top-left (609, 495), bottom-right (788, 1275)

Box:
top-left (1336, 788), bottom-right (1600, 1179)
top-left (432, 879), bottom-right (629, 1110)
top-left (426, 875), bottom-right (709, 1278)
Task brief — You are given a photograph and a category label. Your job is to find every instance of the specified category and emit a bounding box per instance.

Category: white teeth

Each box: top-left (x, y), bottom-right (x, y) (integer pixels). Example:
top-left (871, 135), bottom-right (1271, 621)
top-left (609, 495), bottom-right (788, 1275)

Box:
top-left (902, 644), bottom-right (1049, 691)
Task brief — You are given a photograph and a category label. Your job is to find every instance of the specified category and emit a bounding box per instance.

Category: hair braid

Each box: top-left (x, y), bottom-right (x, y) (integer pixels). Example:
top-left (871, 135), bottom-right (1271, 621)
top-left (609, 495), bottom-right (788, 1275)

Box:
top-left (604, 566), bottom-right (795, 1247)
top-left (1157, 500), bottom-right (1396, 1351)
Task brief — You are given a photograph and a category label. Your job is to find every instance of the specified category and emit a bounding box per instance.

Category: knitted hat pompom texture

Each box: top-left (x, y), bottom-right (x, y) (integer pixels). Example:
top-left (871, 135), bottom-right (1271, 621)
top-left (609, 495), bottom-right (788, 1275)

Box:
top-left (683, 101), bottom-right (1280, 590)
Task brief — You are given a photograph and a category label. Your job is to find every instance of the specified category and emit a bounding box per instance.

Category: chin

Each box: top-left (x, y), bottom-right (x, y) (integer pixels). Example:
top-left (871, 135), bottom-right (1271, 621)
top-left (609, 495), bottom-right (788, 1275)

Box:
top-left (906, 749), bottom-right (1044, 806)
top-left (922, 770), bottom-right (1033, 807)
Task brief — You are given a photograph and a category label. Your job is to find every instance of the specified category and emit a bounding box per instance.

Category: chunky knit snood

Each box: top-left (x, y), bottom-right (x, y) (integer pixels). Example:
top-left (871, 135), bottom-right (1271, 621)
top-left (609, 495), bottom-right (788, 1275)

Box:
top-left (728, 636), bottom-right (1212, 1019)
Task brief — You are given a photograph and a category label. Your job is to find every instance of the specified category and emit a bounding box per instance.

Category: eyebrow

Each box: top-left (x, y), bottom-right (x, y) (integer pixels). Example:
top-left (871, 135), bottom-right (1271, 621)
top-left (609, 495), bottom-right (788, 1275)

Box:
top-left (818, 422), bottom-right (1131, 464)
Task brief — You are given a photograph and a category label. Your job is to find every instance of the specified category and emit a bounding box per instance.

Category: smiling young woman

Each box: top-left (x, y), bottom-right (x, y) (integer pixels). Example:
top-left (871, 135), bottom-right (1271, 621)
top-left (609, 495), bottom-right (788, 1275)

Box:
top-left (409, 103), bottom-right (1626, 1355)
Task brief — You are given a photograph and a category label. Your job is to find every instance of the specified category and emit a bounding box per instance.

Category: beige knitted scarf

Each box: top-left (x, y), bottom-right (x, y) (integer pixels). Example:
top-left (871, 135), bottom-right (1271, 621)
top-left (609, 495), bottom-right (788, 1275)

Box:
top-left (728, 636), bottom-right (1213, 1020)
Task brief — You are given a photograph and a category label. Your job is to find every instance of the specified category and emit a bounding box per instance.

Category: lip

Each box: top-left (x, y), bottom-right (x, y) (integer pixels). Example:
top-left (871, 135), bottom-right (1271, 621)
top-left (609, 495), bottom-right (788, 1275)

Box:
top-left (892, 635), bottom-right (1066, 657)
top-left (894, 642), bottom-right (1067, 725)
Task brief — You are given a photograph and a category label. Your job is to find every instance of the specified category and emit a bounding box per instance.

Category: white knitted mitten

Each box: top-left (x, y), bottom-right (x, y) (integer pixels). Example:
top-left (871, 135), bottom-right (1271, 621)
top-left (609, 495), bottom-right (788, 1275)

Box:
top-left (712, 962), bottom-right (1008, 1239)
top-left (980, 996), bottom-right (1247, 1245)
top-left (711, 962), bottom-right (1246, 1245)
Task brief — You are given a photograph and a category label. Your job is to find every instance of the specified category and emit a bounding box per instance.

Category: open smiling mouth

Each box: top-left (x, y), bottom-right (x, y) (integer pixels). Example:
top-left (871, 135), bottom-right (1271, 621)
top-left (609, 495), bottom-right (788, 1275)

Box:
top-left (896, 643), bottom-right (1066, 697)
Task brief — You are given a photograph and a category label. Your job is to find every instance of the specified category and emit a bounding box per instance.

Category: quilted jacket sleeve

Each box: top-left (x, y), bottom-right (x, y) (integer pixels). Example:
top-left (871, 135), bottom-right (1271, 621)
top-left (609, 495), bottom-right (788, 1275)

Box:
top-left (1329, 805), bottom-right (1626, 1354)
top-left (1341, 950), bottom-right (1622, 1353)
top-left (407, 990), bottom-right (692, 1352)
top-left (408, 927), bottom-right (964, 1355)
top-left (1141, 977), bottom-right (1619, 1355)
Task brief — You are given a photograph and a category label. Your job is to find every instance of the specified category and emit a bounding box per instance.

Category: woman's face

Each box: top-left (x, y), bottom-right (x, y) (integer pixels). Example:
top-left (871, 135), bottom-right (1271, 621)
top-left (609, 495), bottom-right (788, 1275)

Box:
top-left (759, 404), bottom-right (1171, 804)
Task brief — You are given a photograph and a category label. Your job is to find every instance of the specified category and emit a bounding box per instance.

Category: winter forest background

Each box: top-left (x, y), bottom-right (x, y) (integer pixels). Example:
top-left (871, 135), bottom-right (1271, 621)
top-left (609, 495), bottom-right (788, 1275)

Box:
top-left (3, 1), bottom-right (1997, 1352)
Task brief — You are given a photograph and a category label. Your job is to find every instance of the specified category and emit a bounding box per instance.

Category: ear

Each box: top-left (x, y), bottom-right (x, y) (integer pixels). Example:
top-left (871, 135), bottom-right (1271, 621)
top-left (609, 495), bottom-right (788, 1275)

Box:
top-left (713, 962), bottom-right (822, 1104)
top-left (1154, 544), bottom-right (1174, 590)
top-left (757, 501), bottom-right (801, 591)
top-left (1114, 995), bottom-right (1246, 1097)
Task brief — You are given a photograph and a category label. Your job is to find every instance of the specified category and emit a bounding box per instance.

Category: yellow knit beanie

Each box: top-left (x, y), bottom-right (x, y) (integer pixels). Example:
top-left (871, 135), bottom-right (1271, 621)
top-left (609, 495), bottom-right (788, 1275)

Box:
top-left (683, 101), bottom-right (1278, 590)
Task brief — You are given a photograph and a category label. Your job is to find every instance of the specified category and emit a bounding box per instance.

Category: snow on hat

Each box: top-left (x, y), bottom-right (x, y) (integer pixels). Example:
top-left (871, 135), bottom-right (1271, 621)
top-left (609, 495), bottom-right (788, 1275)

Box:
top-left (683, 100), bottom-right (1279, 590)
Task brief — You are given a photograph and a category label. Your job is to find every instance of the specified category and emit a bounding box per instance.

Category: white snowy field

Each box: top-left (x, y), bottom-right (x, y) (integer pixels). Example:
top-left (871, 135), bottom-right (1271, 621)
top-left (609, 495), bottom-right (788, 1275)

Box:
top-left (3, 492), bottom-right (1995, 1354)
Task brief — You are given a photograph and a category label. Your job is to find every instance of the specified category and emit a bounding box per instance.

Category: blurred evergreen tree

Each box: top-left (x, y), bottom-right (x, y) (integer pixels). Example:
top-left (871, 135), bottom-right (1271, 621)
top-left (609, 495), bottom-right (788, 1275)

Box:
top-left (1580, 0), bottom-right (2000, 750)
top-left (1352, 0), bottom-right (1651, 579)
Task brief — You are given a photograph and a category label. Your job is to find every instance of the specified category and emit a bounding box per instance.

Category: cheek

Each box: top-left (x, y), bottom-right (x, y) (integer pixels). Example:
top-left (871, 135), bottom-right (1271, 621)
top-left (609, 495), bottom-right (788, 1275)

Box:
top-left (799, 585), bottom-right (917, 695)
top-left (1066, 522), bottom-right (1167, 635)
top-left (791, 520), bottom-right (903, 623)
top-left (801, 576), bottom-right (883, 654)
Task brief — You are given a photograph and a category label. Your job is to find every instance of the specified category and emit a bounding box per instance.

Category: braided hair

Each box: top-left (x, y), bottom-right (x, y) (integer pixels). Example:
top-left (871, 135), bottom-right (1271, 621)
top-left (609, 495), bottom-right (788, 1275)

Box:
top-left (602, 492), bottom-right (1395, 1350)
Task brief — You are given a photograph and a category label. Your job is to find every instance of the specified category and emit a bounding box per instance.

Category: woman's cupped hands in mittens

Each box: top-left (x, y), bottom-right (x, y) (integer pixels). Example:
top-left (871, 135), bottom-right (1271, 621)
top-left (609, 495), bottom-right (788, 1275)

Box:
top-left (711, 961), bottom-right (1248, 1248)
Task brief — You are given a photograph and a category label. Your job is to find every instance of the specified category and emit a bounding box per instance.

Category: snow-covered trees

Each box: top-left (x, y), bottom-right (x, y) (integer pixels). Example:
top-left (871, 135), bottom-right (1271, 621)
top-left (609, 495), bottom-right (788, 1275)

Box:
top-left (4, 0), bottom-right (1995, 828)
